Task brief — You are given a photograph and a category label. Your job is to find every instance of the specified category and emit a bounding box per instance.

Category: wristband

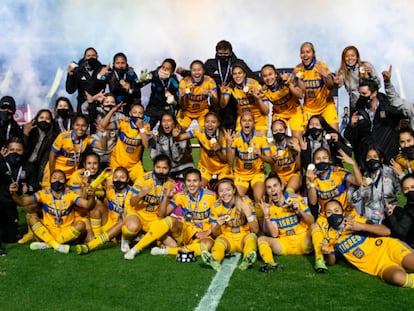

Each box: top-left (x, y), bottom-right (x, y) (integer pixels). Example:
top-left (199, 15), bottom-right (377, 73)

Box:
top-left (247, 215), bottom-right (255, 222)
top-left (308, 182), bottom-right (315, 188)
top-left (139, 128), bottom-right (146, 134)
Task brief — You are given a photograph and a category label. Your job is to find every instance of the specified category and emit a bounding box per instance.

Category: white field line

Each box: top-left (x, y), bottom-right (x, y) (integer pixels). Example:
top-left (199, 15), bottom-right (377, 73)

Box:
top-left (195, 253), bottom-right (241, 311)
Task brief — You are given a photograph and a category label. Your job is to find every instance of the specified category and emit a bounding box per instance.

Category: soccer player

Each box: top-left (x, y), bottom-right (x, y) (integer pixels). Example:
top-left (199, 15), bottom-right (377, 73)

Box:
top-left (306, 147), bottom-right (362, 272)
top-left (226, 111), bottom-right (272, 211)
top-left (177, 60), bottom-right (218, 129)
top-left (322, 199), bottom-right (414, 288)
top-left (150, 168), bottom-right (216, 256)
top-left (220, 63), bottom-right (269, 134)
top-left (201, 178), bottom-right (259, 271)
top-left (123, 154), bottom-right (176, 259)
top-left (258, 174), bottom-right (314, 272)
top-left (100, 102), bottom-right (150, 182)
top-left (268, 119), bottom-right (302, 193)
top-left (173, 111), bottom-right (231, 188)
top-left (44, 114), bottom-right (107, 186)
top-left (9, 170), bottom-right (95, 254)
top-left (261, 64), bottom-right (304, 140)
top-left (294, 42), bottom-right (338, 131)
top-left (76, 167), bottom-right (137, 254)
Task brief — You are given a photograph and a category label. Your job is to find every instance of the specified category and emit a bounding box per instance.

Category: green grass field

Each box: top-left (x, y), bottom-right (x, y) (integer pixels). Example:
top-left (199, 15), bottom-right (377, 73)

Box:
top-left (2, 147), bottom-right (414, 310)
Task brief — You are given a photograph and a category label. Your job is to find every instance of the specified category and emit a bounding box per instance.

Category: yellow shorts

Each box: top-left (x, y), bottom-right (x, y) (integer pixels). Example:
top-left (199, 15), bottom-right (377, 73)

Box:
top-left (278, 231), bottom-right (312, 255)
top-left (101, 212), bottom-right (120, 233)
top-left (236, 114), bottom-right (268, 132)
top-left (272, 105), bottom-right (304, 132)
top-left (217, 232), bottom-right (253, 253)
top-left (278, 171), bottom-right (301, 187)
top-left (303, 102), bottom-right (338, 126)
top-left (177, 110), bottom-right (208, 129)
top-left (198, 163), bottom-right (233, 182)
top-left (126, 209), bottom-right (161, 233)
top-left (234, 172), bottom-right (265, 189)
top-left (45, 223), bottom-right (79, 244)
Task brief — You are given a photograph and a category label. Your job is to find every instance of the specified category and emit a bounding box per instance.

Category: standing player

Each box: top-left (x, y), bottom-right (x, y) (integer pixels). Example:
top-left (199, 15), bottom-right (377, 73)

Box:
top-left (201, 178), bottom-right (259, 271)
top-left (177, 60), bottom-right (218, 129)
top-left (258, 174), bottom-right (314, 272)
top-left (294, 42), bottom-right (338, 131)
top-left (261, 64), bottom-right (305, 140)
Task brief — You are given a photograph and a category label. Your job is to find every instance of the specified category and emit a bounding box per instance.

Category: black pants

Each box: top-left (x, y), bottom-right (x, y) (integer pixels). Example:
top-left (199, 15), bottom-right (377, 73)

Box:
top-left (0, 202), bottom-right (18, 243)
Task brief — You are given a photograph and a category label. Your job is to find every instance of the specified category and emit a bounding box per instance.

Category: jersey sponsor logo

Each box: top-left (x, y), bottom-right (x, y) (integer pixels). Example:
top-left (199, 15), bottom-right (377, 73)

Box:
top-left (336, 234), bottom-right (366, 254)
top-left (352, 247), bottom-right (365, 259)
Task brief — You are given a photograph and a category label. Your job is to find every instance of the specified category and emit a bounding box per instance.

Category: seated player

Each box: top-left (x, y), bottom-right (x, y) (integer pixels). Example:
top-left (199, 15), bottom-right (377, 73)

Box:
top-left (321, 199), bottom-right (414, 288)
top-left (258, 174), bottom-right (314, 272)
top-left (9, 170), bottom-right (95, 254)
top-left (173, 111), bottom-right (232, 188)
top-left (268, 119), bottom-right (302, 193)
top-left (201, 178), bottom-right (259, 271)
top-left (123, 154), bottom-right (176, 259)
top-left (76, 167), bottom-right (137, 254)
top-left (391, 128), bottom-right (414, 178)
top-left (177, 60), bottom-right (218, 129)
top-left (306, 147), bottom-right (362, 272)
top-left (150, 168), bottom-right (216, 256)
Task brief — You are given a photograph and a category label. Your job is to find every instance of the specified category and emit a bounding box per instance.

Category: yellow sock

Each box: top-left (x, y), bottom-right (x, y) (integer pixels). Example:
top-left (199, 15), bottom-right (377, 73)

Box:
top-left (58, 226), bottom-right (81, 244)
top-left (90, 218), bottom-right (102, 237)
top-left (311, 226), bottom-right (324, 261)
top-left (133, 217), bottom-right (172, 251)
top-left (243, 233), bottom-right (257, 257)
top-left (122, 225), bottom-right (138, 241)
top-left (87, 232), bottom-right (109, 251)
top-left (32, 222), bottom-right (59, 249)
top-left (258, 240), bottom-right (275, 264)
top-left (211, 239), bottom-right (227, 263)
top-left (167, 242), bottom-right (206, 256)
top-left (403, 273), bottom-right (414, 288)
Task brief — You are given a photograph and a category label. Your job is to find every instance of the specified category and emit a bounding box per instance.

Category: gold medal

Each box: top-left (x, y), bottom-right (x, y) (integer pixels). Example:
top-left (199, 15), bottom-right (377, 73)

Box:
top-left (110, 131), bottom-right (116, 138)
top-left (210, 138), bottom-right (217, 144)
top-left (325, 134), bottom-right (331, 140)
top-left (152, 130), bottom-right (159, 136)
top-left (243, 86), bottom-right (249, 93)
top-left (247, 147), bottom-right (253, 154)
top-left (224, 215), bottom-right (231, 222)
top-left (185, 88), bottom-right (191, 94)
top-left (277, 150), bottom-right (283, 157)
top-left (83, 170), bottom-right (91, 177)
top-left (307, 164), bottom-right (315, 171)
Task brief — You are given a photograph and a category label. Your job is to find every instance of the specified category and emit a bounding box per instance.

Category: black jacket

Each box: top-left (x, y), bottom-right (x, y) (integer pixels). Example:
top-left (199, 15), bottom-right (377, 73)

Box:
top-left (383, 205), bottom-right (414, 247)
top-left (344, 93), bottom-right (404, 165)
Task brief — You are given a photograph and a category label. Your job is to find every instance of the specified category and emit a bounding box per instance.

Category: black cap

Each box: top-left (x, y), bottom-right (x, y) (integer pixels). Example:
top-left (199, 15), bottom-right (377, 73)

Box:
top-left (0, 96), bottom-right (16, 113)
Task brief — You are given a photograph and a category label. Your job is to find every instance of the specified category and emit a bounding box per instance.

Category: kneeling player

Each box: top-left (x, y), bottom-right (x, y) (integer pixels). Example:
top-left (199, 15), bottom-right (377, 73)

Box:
top-left (258, 174), bottom-right (314, 272)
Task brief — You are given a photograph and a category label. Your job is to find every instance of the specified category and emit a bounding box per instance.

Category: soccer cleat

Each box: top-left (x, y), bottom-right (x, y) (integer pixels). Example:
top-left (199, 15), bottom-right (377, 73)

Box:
top-left (121, 239), bottom-right (130, 253)
top-left (30, 242), bottom-right (50, 250)
top-left (238, 251), bottom-right (257, 271)
top-left (18, 231), bottom-right (34, 244)
top-left (151, 247), bottom-right (168, 255)
top-left (124, 248), bottom-right (139, 260)
top-left (201, 251), bottom-right (221, 271)
top-left (314, 259), bottom-right (328, 273)
top-left (55, 244), bottom-right (70, 254)
top-left (75, 244), bottom-right (89, 255)
top-left (259, 262), bottom-right (281, 273)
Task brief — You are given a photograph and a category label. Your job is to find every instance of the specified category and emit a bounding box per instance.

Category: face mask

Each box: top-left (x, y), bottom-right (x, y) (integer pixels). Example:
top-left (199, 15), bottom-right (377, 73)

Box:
top-left (273, 132), bottom-right (285, 142)
top-left (85, 58), bottom-right (98, 69)
top-left (6, 152), bottom-right (22, 165)
top-left (57, 108), bottom-right (70, 119)
top-left (0, 111), bottom-right (11, 122)
top-left (217, 55), bottom-right (230, 63)
top-left (365, 159), bottom-right (382, 172)
top-left (405, 191), bottom-right (414, 205)
top-left (158, 69), bottom-right (170, 80)
top-left (357, 95), bottom-right (371, 109)
top-left (327, 213), bottom-right (344, 230)
top-left (103, 105), bottom-right (115, 112)
top-left (37, 120), bottom-right (51, 131)
top-left (130, 116), bottom-right (140, 124)
top-left (51, 181), bottom-right (65, 192)
top-left (315, 162), bottom-right (330, 171)
top-left (309, 127), bottom-right (322, 140)
top-left (113, 180), bottom-right (128, 191)
top-left (154, 172), bottom-right (169, 183)
top-left (401, 146), bottom-right (414, 156)
top-left (115, 68), bottom-right (127, 76)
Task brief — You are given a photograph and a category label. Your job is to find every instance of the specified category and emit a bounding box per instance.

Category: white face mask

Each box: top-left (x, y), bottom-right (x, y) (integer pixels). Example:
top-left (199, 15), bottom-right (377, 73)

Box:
top-left (158, 68), bottom-right (170, 80)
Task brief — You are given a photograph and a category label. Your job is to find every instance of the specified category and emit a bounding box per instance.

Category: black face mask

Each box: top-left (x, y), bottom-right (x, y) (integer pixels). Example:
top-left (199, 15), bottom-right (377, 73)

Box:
top-left (113, 180), bottom-right (128, 191)
top-left (357, 95), bottom-right (371, 109)
top-left (401, 146), bottom-right (414, 157)
top-left (273, 132), bottom-right (285, 142)
top-left (85, 58), bottom-right (99, 69)
top-left (405, 191), bottom-right (414, 205)
top-left (6, 152), bottom-right (22, 166)
top-left (37, 120), bottom-right (51, 131)
top-left (315, 162), bottom-right (330, 171)
top-left (57, 109), bottom-right (71, 119)
top-left (51, 181), bottom-right (65, 192)
top-left (309, 127), bottom-right (322, 140)
top-left (103, 105), bottom-right (115, 112)
top-left (0, 111), bottom-right (11, 123)
top-left (154, 172), bottom-right (169, 183)
top-left (130, 116), bottom-right (139, 124)
top-left (217, 55), bottom-right (230, 63)
top-left (327, 213), bottom-right (344, 230)
top-left (365, 159), bottom-right (382, 172)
